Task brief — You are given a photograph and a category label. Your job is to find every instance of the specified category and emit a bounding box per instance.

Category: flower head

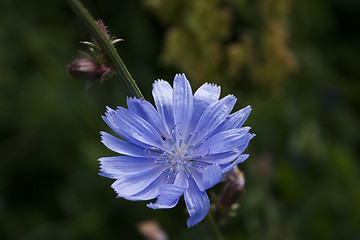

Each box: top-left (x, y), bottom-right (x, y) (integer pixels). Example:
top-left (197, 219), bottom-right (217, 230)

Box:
top-left (99, 74), bottom-right (254, 227)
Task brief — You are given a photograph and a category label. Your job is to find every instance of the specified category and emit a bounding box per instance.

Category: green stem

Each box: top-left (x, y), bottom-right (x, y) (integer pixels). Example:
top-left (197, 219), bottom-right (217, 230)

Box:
top-left (206, 212), bottom-right (224, 240)
top-left (67, 0), bottom-right (144, 99)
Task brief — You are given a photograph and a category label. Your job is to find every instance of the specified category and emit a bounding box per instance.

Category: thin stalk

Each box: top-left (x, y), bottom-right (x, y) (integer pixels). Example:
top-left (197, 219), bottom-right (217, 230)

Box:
top-left (67, 0), bottom-right (144, 99)
top-left (206, 212), bottom-right (224, 240)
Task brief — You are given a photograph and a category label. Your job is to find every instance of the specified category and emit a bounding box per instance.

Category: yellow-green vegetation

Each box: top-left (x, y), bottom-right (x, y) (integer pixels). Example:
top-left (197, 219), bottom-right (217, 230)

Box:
top-left (144, 0), bottom-right (297, 92)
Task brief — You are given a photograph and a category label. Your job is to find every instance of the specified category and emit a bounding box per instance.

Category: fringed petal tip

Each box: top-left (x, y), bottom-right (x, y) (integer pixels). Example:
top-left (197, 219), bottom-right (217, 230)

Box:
top-left (103, 106), bottom-right (119, 123)
top-left (146, 200), bottom-right (179, 209)
top-left (227, 94), bottom-right (237, 102)
top-left (153, 79), bottom-right (166, 85)
top-left (105, 105), bottom-right (115, 113)
top-left (98, 172), bottom-right (116, 179)
top-left (242, 126), bottom-right (251, 132)
top-left (199, 82), bottom-right (220, 89)
top-left (146, 202), bottom-right (159, 209)
top-left (126, 96), bottom-right (143, 104)
top-left (100, 130), bottom-right (106, 139)
top-left (100, 131), bottom-right (114, 143)
top-left (177, 73), bottom-right (187, 78)
top-left (205, 82), bottom-right (220, 89)
top-left (173, 73), bottom-right (190, 84)
top-left (244, 105), bottom-right (252, 111)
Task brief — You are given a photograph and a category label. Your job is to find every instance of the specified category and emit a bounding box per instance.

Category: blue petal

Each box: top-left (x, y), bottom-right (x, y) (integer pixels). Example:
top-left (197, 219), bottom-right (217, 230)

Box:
top-left (147, 184), bottom-right (185, 209)
top-left (230, 105), bottom-right (251, 128)
top-left (212, 105), bottom-right (252, 134)
top-left (101, 131), bottom-right (157, 157)
top-left (174, 170), bottom-right (189, 188)
top-left (202, 164), bottom-right (223, 190)
top-left (220, 154), bottom-right (249, 174)
top-left (193, 95), bottom-right (236, 142)
top-left (191, 164), bottom-right (222, 191)
top-left (193, 128), bottom-right (251, 156)
top-left (125, 175), bottom-right (168, 201)
top-left (152, 80), bottom-right (174, 133)
top-left (191, 168), bottom-right (205, 191)
top-left (103, 107), bottom-right (149, 149)
top-left (236, 132), bottom-right (253, 153)
top-left (173, 74), bottom-right (193, 136)
top-left (184, 179), bottom-right (210, 227)
top-left (190, 83), bottom-right (220, 131)
top-left (197, 151), bottom-right (241, 165)
top-left (127, 97), bottom-right (169, 138)
top-left (111, 165), bottom-right (169, 198)
top-left (99, 156), bottom-right (158, 178)
top-left (110, 107), bottom-right (172, 152)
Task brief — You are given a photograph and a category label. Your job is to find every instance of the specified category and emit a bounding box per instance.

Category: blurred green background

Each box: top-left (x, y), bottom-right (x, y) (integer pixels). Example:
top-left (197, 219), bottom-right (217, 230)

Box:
top-left (1, 0), bottom-right (359, 239)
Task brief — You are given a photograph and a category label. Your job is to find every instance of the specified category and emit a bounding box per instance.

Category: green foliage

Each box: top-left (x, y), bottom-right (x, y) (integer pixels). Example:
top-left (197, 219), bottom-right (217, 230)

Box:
top-left (1, 0), bottom-right (359, 239)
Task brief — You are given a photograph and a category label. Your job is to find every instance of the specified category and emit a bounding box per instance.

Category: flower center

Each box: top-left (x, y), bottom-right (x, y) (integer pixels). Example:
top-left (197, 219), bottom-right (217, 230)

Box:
top-left (153, 125), bottom-right (208, 178)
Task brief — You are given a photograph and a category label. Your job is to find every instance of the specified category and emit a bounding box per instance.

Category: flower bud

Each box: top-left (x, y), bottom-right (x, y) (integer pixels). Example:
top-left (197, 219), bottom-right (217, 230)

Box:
top-left (212, 166), bottom-right (245, 224)
top-left (68, 58), bottom-right (110, 81)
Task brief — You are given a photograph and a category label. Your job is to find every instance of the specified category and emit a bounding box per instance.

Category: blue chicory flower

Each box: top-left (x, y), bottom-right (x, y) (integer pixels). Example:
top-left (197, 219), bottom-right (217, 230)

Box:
top-left (99, 73), bottom-right (254, 227)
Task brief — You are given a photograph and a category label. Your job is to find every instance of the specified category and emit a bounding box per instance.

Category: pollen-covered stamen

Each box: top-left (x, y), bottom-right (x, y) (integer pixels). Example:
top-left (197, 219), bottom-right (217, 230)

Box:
top-left (183, 165), bottom-right (193, 177)
top-left (169, 124), bottom-right (178, 147)
top-left (184, 133), bottom-right (192, 145)
top-left (153, 155), bottom-right (169, 164)
top-left (168, 138), bottom-right (175, 150)
top-left (145, 146), bottom-right (164, 154)
top-left (163, 168), bottom-right (172, 177)
top-left (178, 137), bottom-right (183, 148)
top-left (187, 141), bottom-right (203, 152)
top-left (190, 161), bottom-right (202, 168)
top-left (185, 132), bottom-right (199, 145)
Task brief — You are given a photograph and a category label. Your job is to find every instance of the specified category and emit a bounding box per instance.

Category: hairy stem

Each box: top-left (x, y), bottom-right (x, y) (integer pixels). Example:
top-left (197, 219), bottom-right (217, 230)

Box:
top-left (67, 0), bottom-right (144, 99)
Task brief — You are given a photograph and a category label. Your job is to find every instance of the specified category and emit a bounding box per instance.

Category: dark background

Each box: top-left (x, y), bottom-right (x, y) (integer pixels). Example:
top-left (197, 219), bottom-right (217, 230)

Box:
top-left (1, 0), bottom-right (359, 239)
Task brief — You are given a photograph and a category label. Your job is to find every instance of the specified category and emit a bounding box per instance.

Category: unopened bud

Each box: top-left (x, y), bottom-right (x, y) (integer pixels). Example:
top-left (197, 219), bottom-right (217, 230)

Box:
top-left (68, 58), bottom-right (110, 81)
top-left (212, 166), bottom-right (245, 224)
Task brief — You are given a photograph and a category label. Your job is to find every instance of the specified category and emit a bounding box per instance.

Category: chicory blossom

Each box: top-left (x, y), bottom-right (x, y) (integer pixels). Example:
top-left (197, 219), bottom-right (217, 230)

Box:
top-left (99, 74), bottom-right (254, 227)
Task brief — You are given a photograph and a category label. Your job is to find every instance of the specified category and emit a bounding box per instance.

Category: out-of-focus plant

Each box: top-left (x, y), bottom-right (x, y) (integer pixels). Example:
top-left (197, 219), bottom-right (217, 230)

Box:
top-left (143, 0), bottom-right (297, 92)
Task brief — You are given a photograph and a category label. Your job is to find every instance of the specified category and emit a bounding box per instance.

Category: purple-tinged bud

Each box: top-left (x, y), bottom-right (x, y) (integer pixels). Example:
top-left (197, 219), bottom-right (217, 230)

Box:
top-left (68, 58), bottom-right (110, 81)
top-left (212, 166), bottom-right (245, 224)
